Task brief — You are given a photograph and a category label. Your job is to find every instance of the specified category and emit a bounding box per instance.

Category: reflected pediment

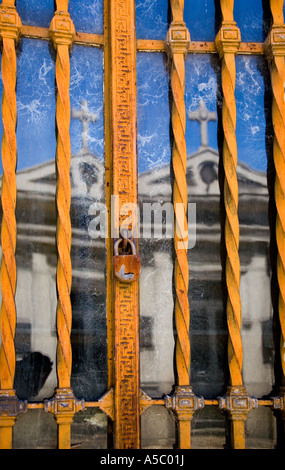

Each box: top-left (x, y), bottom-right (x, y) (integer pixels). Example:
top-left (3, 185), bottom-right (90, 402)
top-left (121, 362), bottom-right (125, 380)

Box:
top-left (138, 146), bottom-right (267, 200)
top-left (15, 152), bottom-right (104, 200)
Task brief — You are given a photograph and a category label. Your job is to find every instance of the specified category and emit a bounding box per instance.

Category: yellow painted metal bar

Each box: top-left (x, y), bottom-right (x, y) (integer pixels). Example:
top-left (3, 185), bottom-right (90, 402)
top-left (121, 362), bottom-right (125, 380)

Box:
top-left (265, 0), bottom-right (285, 433)
top-left (0, 0), bottom-right (22, 449)
top-left (109, 0), bottom-right (140, 449)
top-left (14, 24), bottom-right (267, 55)
top-left (215, 0), bottom-right (255, 449)
top-left (217, 0), bottom-right (243, 390)
top-left (268, 0), bottom-right (285, 386)
top-left (169, 0), bottom-right (190, 390)
top-left (45, 0), bottom-right (85, 450)
top-left (164, 0), bottom-right (205, 450)
top-left (168, 0), bottom-right (191, 448)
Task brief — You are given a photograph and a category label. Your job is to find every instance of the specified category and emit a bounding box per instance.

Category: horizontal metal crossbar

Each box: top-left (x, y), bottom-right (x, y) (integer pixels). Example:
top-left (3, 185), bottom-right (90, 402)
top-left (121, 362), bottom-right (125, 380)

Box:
top-left (20, 24), bottom-right (264, 55)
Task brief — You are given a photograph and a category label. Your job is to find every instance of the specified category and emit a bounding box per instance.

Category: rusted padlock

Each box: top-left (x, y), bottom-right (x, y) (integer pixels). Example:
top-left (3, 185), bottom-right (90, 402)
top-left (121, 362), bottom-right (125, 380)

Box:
top-left (113, 237), bottom-right (141, 282)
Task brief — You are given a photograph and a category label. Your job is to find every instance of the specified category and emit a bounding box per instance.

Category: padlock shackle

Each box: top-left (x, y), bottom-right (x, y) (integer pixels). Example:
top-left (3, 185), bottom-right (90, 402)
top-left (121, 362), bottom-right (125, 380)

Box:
top-left (114, 237), bottom-right (137, 256)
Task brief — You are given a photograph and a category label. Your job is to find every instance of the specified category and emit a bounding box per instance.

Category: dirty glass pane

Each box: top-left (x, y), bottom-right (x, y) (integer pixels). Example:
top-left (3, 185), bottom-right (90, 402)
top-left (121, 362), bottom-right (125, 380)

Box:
top-left (141, 406), bottom-right (176, 449)
top-left (234, 0), bottom-right (266, 42)
top-left (14, 39), bottom-right (57, 402)
top-left (185, 53), bottom-right (227, 399)
top-left (191, 407), bottom-right (226, 449)
top-left (69, 0), bottom-right (104, 35)
top-left (236, 55), bottom-right (273, 400)
top-left (185, 0), bottom-right (217, 42)
top-left (245, 408), bottom-right (276, 449)
top-left (0, 40), bottom-right (107, 407)
top-left (16, 0), bottom-right (54, 28)
top-left (137, 52), bottom-right (174, 401)
top-left (14, 410), bottom-right (57, 449)
top-left (236, 55), bottom-right (275, 448)
top-left (69, 45), bottom-right (106, 401)
top-left (71, 409), bottom-right (107, 449)
top-left (135, 0), bottom-right (169, 40)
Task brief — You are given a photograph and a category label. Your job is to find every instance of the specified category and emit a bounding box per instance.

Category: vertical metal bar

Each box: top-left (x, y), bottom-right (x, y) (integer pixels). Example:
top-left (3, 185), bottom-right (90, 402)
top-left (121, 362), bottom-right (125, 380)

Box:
top-left (104, 0), bottom-right (116, 447)
top-left (216, 0), bottom-right (257, 449)
top-left (265, 0), bottom-right (285, 436)
top-left (109, 0), bottom-right (140, 449)
top-left (0, 0), bottom-right (22, 449)
top-left (44, 1), bottom-right (84, 449)
top-left (216, 0), bottom-right (242, 392)
top-left (164, 0), bottom-right (204, 450)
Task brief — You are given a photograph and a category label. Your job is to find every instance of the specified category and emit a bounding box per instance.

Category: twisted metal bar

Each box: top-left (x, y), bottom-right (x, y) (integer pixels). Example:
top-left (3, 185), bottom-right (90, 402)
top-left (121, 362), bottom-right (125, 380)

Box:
top-left (168, 0), bottom-right (190, 388)
top-left (50, 7), bottom-right (75, 391)
top-left (266, 0), bottom-right (285, 386)
top-left (55, 41), bottom-right (73, 389)
top-left (215, 1), bottom-right (255, 450)
top-left (0, 2), bottom-right (22, 449)
top-left (0, 35), bottom-right (17, 393)
top-left (165, 0), bottom-right (202, 450)
top-left (223, 51), bottom-right (243, 386)
top-left (0, 3), bottom-right (21, 394)
top-left (272, 55), bottom-right (285, 382)
top-left (45, 4), bottom-right (79, 450)
top-left (215, 2), bottom-right (242, 388)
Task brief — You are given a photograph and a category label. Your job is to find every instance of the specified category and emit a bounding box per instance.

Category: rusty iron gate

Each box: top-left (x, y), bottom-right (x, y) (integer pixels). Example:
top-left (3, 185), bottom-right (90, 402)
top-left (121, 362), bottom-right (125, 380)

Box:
top-left (0, 0), bottom-right (284, 450)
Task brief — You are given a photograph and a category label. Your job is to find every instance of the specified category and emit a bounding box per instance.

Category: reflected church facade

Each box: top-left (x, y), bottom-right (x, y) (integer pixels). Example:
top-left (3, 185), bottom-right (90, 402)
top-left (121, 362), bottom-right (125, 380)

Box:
top-left (1, 100), bottom-right (272, 411)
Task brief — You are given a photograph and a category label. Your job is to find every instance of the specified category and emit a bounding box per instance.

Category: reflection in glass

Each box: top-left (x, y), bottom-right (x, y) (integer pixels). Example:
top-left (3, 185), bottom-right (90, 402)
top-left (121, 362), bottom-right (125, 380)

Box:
top-left (14, 39), bottom-right (57, 402)
top-left (236, 55), bottom-right (273, 397)
top-left (0, 41), bottom-right (107, 406)
top-left (185, 54), bottom-right (227, 400)
top-left (137, 52), bottom-right (173, 400)
top-left (70, 46), bottom-right (106, 401)
top-left (236, 55), bottom-right (275, 448)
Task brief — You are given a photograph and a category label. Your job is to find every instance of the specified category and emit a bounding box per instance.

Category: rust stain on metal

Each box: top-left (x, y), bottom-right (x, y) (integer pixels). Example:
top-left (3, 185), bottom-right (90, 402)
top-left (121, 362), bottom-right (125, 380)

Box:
top-left (113, 238), bottom-right (141, 283)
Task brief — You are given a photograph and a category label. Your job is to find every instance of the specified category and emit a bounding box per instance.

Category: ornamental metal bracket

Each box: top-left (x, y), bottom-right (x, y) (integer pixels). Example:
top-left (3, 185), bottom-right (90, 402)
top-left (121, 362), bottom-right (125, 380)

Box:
top-left (98, 388), bottom-right (114, 421)
top-left (165, 386), bottom-right (204, 421)
top-left (140, 389), bottom-right (153, 415)
top-left (264, 25), bottom-right (285, 62)
top-left (165, 21), bottom-right (190, 58)
top-left (218, 386), bottom-right (258, 421)
top-left (44, 388), bottom-right (84, 424)
top-left (0, 3), bottom-right (22, 42)
top-left (215, 21), bottom-right (241, 57)
top-left (49, 10), bottom-right (75, 48)
top-left (272, 386), bottom-right (285, 420)
top-left (0, 389), bottom-right (27, 419)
